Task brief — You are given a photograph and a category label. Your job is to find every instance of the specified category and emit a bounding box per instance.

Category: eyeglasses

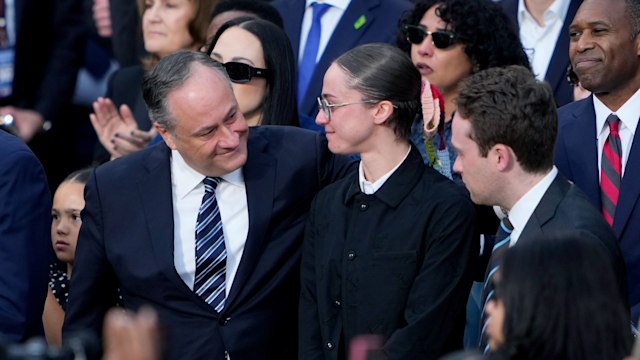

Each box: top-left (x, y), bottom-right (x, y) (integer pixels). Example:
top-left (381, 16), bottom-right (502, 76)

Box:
top-left (317, 97), bottom-right (378, 121)
top-left (219, 61), bottom-right (270, 84)
top-left (402, 24), bottom-right (456, 49)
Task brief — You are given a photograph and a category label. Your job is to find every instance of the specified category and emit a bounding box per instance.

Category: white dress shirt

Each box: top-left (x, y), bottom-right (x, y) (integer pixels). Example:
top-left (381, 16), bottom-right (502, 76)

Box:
top-left (170, 150), bottom-right (249, 296)
top-left (594, 89), bottom-right (640, 178)
top-left (518, 0), bottom-right (571, 80)
top-left (299, 0), bottom-right (351, 63)
top-left (507, 167), bottom-right (558, 246)
top-left (358, 147), bottom-right (410, 194)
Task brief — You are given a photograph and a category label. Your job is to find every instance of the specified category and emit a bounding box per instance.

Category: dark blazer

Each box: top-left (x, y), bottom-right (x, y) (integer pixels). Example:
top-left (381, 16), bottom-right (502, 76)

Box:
top-left (555, 96), bottom-right (639, 323)
top-left (8, 0), bottom-right (84, 122)
top-left (272, 0), bottom-right (412, 117)
top-left (300, 147), bottom-right (477, 360)
top-left (500, 0), bottom-right (581, 107)
top-left (93, 65), bottom-right (151, 163)
top-left (64, 126), bottom-right (353, 360)
top-left (0, 130), bottom-right (51, 342)
top-left (517, 173), bottom-right (627, 295)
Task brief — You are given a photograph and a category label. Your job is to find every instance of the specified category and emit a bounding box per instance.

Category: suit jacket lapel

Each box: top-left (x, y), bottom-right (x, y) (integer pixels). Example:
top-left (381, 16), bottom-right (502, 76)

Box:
top-left (614, 127), bottom-right (640, 238)
top-left (519, 173), bottom-right (567, 242)
top-left (138, 144), bottom-right (214, 313)
top-left (224, 130), bottom-right (276, 312)
top-left (279, 0), bottom-right (305, 57)
top-left (301, 0), bottom-right (380, 115)
top-left (545, 0), bottom-right (581, 95)
top-left (565, 97), bottom-right (601, 206)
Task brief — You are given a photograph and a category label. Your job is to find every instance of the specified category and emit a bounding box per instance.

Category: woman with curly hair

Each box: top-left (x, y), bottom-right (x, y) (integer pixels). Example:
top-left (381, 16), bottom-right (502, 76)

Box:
top-left (398, 0), bottom-right (530, 185)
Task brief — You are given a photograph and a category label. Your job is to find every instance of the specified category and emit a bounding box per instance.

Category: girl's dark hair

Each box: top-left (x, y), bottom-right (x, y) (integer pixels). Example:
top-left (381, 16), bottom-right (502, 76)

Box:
top-left (494, 231), bottom-right (632, 360)
top-left (209, 0), bottom-right (284, 29)
top-left (334, 43), bottom-right (421, 139)
top-left (208, 17), bottom-right (299, 127)
top-left (62, 168), bottom-right (92, 186)
top-left (398, 0), bottom-right (530, 72)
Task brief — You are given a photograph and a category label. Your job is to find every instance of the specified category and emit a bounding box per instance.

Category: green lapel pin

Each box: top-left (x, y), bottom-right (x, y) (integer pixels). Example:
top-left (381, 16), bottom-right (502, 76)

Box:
top-left (354, 15), bottom-right (366, 30)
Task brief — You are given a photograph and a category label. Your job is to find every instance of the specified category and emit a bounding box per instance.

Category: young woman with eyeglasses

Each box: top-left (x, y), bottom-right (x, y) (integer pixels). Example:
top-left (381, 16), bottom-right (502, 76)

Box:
top-left (300, 43), bottom-right (477, 359)
top-left (90, 0), bottom-right (217, 163)
top-left (398, 0), bottom-right (530, 186)
top-left (207, 17), bottom-right (299, 127)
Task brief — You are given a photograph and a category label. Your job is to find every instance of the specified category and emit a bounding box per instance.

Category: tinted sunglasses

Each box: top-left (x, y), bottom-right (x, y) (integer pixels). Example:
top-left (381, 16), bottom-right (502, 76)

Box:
top-left (219, 61), bottom-right (270, 84)
top-left (403, 24), bottom-right (456, 49)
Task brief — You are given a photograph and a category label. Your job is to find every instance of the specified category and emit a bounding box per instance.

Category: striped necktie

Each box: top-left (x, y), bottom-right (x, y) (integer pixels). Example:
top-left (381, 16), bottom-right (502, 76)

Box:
top-left (194, 177), bottom-right (227, 312)
top-left (480, 217), bottom-right (513, 353)
top-left (601, 114), bottom-right (622, 226)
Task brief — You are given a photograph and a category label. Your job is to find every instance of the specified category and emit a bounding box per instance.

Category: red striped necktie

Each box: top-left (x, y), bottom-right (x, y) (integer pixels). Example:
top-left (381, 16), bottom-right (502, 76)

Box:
top-left (601, 114), bottom-right (622, 226)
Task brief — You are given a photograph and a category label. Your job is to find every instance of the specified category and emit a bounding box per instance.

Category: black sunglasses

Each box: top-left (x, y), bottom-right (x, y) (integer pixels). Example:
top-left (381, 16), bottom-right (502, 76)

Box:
top-left (403, 24), bottom-right (456, 49)
top-left (219, 61), bottom-right (270, 84)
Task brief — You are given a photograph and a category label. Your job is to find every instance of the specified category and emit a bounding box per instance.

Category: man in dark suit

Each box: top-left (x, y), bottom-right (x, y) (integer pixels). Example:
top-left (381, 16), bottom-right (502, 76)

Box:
top-left (500, 0), bottom-right (581, 107)
top-left (0, 130), bottom-right (51, 342)
top-left (451, 65), bottom-right (627, 351)
top-left (63, 51), bottom-right (352, 360)
top-left (554, 0), bottom-right (640, 325)
top-left (272, 0), bottom-right (412, 118)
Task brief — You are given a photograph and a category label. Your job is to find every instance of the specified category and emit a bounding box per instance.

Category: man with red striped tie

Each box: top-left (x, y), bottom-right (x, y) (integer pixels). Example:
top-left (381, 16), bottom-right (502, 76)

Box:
top-left (555, 0), bottom-right (640, 329)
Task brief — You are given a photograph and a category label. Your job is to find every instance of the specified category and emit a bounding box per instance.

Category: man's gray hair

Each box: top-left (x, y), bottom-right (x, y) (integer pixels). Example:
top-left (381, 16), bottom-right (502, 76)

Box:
top-left (142, 50), bottom-right (231, 130)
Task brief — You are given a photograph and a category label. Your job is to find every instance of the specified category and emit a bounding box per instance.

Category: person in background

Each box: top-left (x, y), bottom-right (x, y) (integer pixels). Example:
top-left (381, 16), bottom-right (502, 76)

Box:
top-left (0, 130), bottom-right (51, 342)
top-left (91, 0), bottom-right (217, 163)
top-left (272, 0), bottom-right (413, 118)
top-left (554, 0), bottom-right (640, 326)
top-left (43, 169), bottom-right (92, 346)
top-left (208, 18), bottom-right (299, 127)
top-left (500, 0), bottom-right (582, 107)
top-left (485, 231), bottom-right (632, 360)
top-left (398, 0), bottom-right (530, 185)
top-left (300, 43), bottom-right (476, 359)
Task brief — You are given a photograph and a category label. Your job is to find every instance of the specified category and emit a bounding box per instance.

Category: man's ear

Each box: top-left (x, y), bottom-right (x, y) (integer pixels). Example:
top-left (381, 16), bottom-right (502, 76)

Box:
top-left (154, 123), bottom-right (176, 150)
top-left (492, 143), bottom-right (515, 172)
top-left (372, 100), bottom-right (395, 125)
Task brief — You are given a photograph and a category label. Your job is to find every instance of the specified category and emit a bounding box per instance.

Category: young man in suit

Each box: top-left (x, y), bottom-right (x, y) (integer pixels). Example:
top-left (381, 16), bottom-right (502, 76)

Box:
top-left (272, 0), bottom-right (412, 118)
top-left (63, 51), bottom-right (352, 360)
top-left (450, 65), bottom-right (628, 351)
top-left (554, 0), bottom-right (640, 326)
top-left (500, 0), bottom-right (582, 107)
top-left (0, 130), bottom-right (51, 342)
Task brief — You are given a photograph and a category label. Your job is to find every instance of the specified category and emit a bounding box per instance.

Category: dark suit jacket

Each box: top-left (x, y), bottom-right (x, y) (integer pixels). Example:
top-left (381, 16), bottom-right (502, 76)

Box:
top-left (64, 126), bottom-right (353, 360)
top-left (272, 0), bottom-right (412, 117)
top-left (0, 130), bottom-right (51, 342)
top-left (500, 0), bottom-right (581, 107)
top-left (555, 96), bottom-right (640, 323)
top-left (93, 65), bottom-right (151, 163)
top-left (300, 146), bottom-right (477, 360)
top-left (7, 0), bottom-right (84, 122)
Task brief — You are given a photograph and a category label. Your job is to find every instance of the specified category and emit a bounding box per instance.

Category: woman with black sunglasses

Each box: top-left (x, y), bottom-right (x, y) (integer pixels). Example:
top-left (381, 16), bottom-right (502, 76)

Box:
top-left (398, 0), bottom-right (530, 186)
top-left (207, 17), bottom-right (300, 128)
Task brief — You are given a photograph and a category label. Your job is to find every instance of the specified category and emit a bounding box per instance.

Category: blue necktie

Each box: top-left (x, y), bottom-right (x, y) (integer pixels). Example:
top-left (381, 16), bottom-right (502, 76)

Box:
top-left (194, 177), bottom-right (227, 313)
top-left (479, 217), bottom-right (513, 353)
top-left (297, 2), bottom-right (331, 105)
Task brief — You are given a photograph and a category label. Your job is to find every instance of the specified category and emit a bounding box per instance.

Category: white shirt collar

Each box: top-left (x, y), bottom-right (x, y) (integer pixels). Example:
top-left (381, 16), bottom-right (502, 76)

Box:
top-left (305, 0), bottom-right (350, 11)
top-left (358, 147), bottom-right (411, 195)
top-left (594, 89), bottom-right (640, 139)
top-left (517, 0), bottom-right (571, 26)
top-left (508, 167), bottom-right (558, 245)
top-left (170, 149), bottom-right (244, 199)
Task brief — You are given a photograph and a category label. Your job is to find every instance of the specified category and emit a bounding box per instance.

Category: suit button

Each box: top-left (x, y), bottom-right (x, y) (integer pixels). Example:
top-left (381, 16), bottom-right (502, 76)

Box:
top-left (334, 299), bottom-right (341, 307)
top-left (360, 202), bottom-right (368, 211)
top-left (347, 250), bottom-right (356, 261)
top-left (221, 317), bottom-right (231, 325)
top-left (326, 342), bottom-right (334, 350)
